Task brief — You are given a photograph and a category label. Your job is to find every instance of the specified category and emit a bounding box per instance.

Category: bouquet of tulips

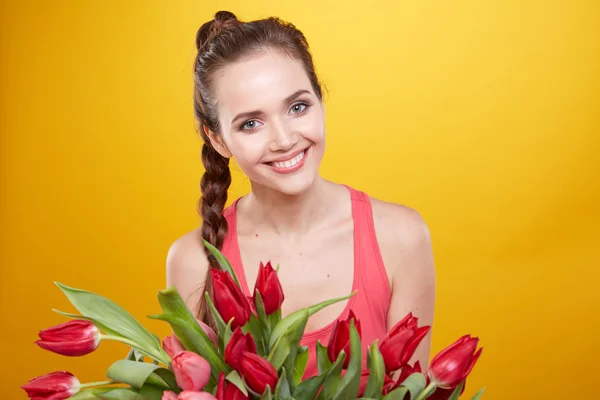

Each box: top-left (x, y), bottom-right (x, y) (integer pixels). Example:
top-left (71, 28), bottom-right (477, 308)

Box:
top-left (22, 242), bottom-right (484, 400)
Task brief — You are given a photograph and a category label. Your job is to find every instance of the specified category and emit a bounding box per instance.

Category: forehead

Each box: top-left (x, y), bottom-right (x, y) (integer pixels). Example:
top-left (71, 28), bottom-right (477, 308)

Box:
top-left (214, 50), bottom-right (313, 115)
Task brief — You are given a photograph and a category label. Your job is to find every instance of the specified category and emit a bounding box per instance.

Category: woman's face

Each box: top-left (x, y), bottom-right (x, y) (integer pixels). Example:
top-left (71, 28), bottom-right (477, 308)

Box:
top-left (209, 50), bottom-right (326, 196)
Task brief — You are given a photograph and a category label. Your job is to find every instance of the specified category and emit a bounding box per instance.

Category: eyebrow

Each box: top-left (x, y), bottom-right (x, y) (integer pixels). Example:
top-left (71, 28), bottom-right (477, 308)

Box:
top-left (230, 89), bottom-right (311, 126)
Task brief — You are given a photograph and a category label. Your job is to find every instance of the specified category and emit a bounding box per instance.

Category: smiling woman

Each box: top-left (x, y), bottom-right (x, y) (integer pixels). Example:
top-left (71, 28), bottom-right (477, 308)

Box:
top-left (166, 10), bottom-right (436, 380)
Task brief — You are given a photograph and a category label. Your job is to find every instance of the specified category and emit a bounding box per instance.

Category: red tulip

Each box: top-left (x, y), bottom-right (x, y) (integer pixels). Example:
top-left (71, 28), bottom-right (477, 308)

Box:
top-left (35, 320), bottom-right (100, 357)
top-left (252, 261), bottom-right (284, 314)
top-left (238, 352), bottom-right (278, 395)
top-left (397, 360), bottom-right (422, 385)
top-left (21, 371), bottom-right (80, 400)
top-left (428, 335), bottom-right (482, 389)
top-left (178, 391), bottom-right (217, 400)
top-left (162, 391), bottom-right (178, 400)
top-left (357, 369), bottom-right (395, 397)
top-left (225, 328), bottom-right (257, 371)
top-left (216, 372), bottom-right (249, 400)
top-left (211, 269), bottom-right (251, 329)
top-left (163, 335), bottom-right (186, 359)
top-left (379, 313), bottom-right (430, 372)
top-left (327, 310), bottom-right (361, 368)
top-left (172, 351), bottom-right (211, 392)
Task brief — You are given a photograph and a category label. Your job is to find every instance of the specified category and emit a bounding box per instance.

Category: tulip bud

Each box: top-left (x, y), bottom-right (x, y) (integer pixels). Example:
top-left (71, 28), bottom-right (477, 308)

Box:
top-left (397, 360), bottom-right (422, 385)
top-left (35, 320), bottom-right (100, 357)
top-left (178, 391), bottom-right (218, 400)
top-left (327, 310), bottom-right (361, 368)
top-left (216, 372), bottom-right (249, 400)
top-left (163, 335), bottom-right (186, 359)
top-left (428, 335), bottom-right (483, 389)
top-left (21, 371), bottom-right (80, 400)
top-left (253, 261), bottom-right (284, 314)
top-left (238, 352), bottom-right (278, 395)
top-left (162, 390), bottom-right (178, 400)
top-left (211, 269), bottom-right (251, 329)
top-left (357, 369), bottom-right (395, 397)
top-left (172, 351), bottom-right (211, 392)
top-left (225, 328), bottom-right (257, 371)
top-left (196, 318), bottom-right (219, 346)
top-left (379, 313), bottom-right (430, 372)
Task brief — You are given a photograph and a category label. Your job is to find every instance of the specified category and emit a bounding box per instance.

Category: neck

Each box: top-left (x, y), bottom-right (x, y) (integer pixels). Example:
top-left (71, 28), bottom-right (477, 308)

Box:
top-left (242, 176), bottom-right (334, 236)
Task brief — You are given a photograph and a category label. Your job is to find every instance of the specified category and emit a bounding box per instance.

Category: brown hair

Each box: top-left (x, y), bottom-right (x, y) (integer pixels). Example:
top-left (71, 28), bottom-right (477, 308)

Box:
top-left (192, 10), bottom-right (324, 328)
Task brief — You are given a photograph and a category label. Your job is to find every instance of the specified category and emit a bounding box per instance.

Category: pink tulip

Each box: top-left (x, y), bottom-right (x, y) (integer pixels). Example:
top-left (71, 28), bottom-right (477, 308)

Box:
top-left (162, 391), bottom-right (178, 400)
top-left (36, 320), bottom-right (100, 356)
top-left (163, 335), bottom-right (186, 359)
top-left (172, 351), bottom-right (211, 391)
top-left (178, 391), bottom-right (218, 400)
top-left (196, 318), bottom-right (218, 346)
top-left (428, 335), bottom-right (483, 389)
top-left (21, 371), bottom-right (80, 400)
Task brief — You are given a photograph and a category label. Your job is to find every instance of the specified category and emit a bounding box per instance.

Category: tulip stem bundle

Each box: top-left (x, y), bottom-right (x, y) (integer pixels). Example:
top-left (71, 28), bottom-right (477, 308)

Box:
top-left (22, 241), bottom-right (485, 400)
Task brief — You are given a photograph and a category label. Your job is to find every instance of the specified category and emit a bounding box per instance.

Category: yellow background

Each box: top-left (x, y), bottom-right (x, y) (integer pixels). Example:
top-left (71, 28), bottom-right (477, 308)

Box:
top-left (1, 1), bottom-right (598, 398)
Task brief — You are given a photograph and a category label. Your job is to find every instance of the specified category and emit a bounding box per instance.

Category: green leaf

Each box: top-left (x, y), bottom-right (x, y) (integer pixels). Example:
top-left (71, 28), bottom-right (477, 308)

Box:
top-left (293, 374), bottom-right (327, 400)
top-left (382, 387), bottom-right (409, 400)
top-left (363, 342), bottom-right (385, 399)
top-left (243, 313), bottom-right (267, 355)
top-left (332, 319), bottom-right (362, 400)
top-left (203, 240), bottom-right (241, 287)
top-left (125, 347), bottom-right (145, 362)
top-left (268, 308), bottom-right (306, 371)
top-left (471, 387), bottom-right (485, 400)
top-left (53, 310), bottom-right (122, 338)
top-left (447, 382), bottom-right (465, 400)
top-left (398, 373), bottom-right (427, 400)
top-left (254, 290), bottom-right (272, 339)
top-left (151, 369), bottom-right (179, 392)
top-left (321, 351), bottom-right (346, 400)
top-left (92, 386), bottom-right (163, 400)
top-left (270, 291), bottom-right (355, 349)
top-left (70, 388), bottom-right (112, 399)
top-left (203, 291), bottom-right (228, 339)
top-left (269, 309), bottom-right (308, 348)
top-left (274, 367), bottom-right (293, 399)
top-left (53, 282), bottom-right (165, 363)
top-left (293, 346), bottom-right (309, 386)
top-left (226, 370), bottom-right (249, 396)
top-left (149, 287), bottom-right (227, 382)
top-left (316, 341), bottom-right (332, 375)
top-left (259, 385), bottom-right (274, 400)
top-left (106, 360), bottom-right (169, 389)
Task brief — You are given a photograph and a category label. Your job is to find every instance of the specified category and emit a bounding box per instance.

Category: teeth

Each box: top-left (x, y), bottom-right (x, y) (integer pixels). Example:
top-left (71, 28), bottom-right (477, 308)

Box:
top-left (272, 150), bottom-right (305, 169)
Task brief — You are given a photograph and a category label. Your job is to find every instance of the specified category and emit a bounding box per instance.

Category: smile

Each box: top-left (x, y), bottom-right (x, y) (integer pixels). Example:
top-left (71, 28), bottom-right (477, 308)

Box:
top-left (266, 147), bottom-right (309, 174)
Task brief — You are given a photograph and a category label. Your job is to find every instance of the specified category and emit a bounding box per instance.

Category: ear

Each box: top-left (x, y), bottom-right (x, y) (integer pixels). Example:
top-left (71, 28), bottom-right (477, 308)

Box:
top-left (204, 125), bottom-right (232, 158)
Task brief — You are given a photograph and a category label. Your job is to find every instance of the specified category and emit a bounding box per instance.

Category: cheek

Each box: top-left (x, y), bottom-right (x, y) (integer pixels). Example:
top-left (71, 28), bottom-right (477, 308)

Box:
top-left (228, 136), bottom-right (267, 165)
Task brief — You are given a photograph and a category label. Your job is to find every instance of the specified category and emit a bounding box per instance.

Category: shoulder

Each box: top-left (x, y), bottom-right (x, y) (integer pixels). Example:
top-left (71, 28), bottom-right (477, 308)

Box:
top-left (369, 197), bottom-right (432, 250)
top-left (368, 196), bottom-right (435, 285)
top-left (165, 229), bottom-right (210, 315)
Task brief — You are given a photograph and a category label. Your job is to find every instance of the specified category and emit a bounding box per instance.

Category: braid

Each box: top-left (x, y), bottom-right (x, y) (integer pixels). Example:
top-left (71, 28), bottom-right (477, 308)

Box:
top-left (196, 132), bottom-right (231, 328)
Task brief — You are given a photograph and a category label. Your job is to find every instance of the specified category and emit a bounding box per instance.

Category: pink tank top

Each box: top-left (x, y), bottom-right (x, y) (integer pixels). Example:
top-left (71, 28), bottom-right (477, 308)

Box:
top-left (220, 185), bottom-right (391, 378)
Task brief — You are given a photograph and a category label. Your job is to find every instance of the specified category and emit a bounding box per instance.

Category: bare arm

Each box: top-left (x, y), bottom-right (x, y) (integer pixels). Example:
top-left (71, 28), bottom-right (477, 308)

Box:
top-left (373, 200), bottom-right (436, 368)
top-left (165, 229), bottom-right (209, 317)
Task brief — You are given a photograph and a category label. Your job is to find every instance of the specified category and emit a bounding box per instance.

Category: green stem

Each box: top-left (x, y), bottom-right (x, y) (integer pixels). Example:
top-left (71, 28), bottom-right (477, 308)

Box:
top-left (100, 334), bottom-right (171, 366)
top-left (414, 382), bottom-right (437, 400)
top-left (79, 380), bottom-right (115, 389)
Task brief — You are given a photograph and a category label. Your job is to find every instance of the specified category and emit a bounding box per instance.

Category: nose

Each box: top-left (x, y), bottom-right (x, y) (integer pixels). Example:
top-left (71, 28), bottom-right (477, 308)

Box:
top-left (268, 118), bottom-right (296, 152)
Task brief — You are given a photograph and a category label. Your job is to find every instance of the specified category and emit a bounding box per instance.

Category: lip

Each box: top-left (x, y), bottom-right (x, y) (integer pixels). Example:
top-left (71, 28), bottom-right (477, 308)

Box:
top-left (266, 147), bottom-right (308, 163)
top-left (264, 147), bottom-right (310, 174)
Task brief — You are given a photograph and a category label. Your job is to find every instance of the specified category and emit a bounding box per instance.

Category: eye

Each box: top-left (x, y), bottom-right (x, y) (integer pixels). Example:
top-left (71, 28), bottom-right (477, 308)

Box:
top-left (240, 119), bottom-right (263, 132)
top-left (289, 102), bottom-right (309, 115)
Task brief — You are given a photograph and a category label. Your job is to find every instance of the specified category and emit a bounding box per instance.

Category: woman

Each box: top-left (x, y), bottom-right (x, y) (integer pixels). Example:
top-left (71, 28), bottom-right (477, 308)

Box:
top-left (166, 10), bottom-right (436, 379)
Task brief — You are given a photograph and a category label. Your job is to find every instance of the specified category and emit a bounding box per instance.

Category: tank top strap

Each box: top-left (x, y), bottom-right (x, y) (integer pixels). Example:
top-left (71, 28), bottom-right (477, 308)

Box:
top-left (343, 185), bottom-right (391, 298)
